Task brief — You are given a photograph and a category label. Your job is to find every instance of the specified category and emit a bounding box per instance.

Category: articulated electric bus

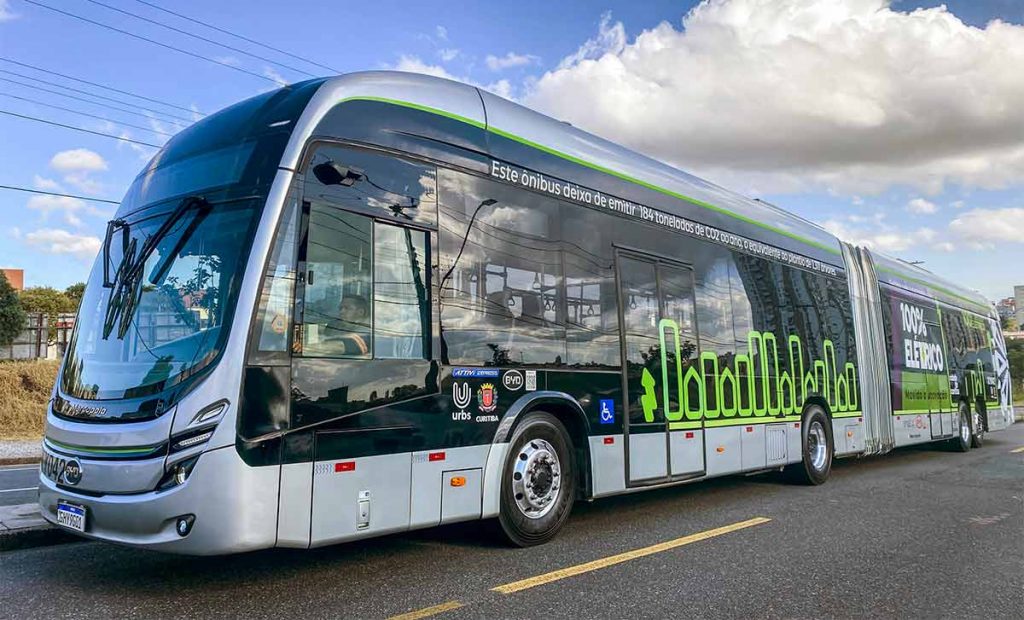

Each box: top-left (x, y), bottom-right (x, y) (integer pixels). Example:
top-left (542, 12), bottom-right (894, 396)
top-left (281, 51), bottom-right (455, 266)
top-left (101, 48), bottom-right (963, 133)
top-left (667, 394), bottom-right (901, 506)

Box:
top-left (39, 72), bottom-right (1015, 554)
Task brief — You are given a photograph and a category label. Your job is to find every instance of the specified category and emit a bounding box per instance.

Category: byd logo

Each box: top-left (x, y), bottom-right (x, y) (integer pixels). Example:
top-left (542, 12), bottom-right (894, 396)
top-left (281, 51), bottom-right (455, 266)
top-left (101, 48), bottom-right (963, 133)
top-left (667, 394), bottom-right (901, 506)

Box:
top-left (502, 370), bottom-right (524, 391)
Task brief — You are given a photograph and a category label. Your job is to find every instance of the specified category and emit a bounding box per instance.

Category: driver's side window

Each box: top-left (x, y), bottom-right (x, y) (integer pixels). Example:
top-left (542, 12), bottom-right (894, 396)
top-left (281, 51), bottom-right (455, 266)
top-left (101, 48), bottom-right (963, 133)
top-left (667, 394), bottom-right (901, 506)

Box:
top-left (295, 145), bottom-right (433, 361)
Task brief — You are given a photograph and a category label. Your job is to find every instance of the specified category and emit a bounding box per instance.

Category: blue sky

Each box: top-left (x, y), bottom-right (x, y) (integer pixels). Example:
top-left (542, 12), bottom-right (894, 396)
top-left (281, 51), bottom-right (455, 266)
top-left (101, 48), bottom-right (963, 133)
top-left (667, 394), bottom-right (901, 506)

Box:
top-left (0, 0), bottom-right (1021, 300)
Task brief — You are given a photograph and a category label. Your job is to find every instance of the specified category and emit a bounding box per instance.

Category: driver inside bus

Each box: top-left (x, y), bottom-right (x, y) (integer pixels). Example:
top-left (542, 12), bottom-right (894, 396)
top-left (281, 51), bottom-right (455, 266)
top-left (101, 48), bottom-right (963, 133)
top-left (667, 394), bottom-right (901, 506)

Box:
top-left (325, 294), bottom-right (370, 356)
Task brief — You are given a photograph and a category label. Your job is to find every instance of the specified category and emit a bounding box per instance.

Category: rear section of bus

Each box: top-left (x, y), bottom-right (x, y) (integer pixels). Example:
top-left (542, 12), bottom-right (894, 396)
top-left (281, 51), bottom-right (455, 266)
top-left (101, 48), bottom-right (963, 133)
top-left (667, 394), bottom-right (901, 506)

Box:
top-left (37, 80), bottom-right (323, 555)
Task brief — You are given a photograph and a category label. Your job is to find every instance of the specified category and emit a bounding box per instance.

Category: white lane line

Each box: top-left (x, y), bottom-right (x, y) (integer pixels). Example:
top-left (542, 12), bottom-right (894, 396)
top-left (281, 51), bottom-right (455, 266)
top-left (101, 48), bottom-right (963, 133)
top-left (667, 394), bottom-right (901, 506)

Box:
top-left (0, 467), bottom-right (39, 472)
top-left (0, 487), bottom-right (37, 494)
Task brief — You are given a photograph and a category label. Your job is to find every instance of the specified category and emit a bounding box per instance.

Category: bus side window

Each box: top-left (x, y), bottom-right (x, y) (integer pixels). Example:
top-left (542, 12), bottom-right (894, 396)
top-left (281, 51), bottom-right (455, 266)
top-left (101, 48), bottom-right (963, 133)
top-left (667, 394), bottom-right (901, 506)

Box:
top-left (300, 206), bottom-right (373, 358)
top-left (250, 190), bottom-right (301, 362)
top-left (374, 223), bottom-right (429, 359)
top-left (296, 203), bottom-right (430, 361)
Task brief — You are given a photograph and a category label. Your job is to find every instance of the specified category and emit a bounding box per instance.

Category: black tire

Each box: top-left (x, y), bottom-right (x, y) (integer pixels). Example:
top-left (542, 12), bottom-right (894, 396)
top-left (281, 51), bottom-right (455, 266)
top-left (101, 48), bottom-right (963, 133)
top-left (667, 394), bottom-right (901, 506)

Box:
top-left (497, 412), bottom-right (576, 547)
top-left (948, 403), bottom-right (971, 452)
top-left (785, 405), bottom-right (833, 485)
top-left (970, 404), bottom-right (985, 448)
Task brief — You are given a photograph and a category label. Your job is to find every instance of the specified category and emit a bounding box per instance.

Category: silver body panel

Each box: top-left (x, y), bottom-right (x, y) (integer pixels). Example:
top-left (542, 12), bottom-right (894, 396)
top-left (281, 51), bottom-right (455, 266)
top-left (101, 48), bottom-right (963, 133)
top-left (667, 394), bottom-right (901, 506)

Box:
top-left (669, 430), bottom-right (704, 476)
top-left (39, 446), bottom-right (279, 555)
top-left (589, 435), bottom-right (625, 497)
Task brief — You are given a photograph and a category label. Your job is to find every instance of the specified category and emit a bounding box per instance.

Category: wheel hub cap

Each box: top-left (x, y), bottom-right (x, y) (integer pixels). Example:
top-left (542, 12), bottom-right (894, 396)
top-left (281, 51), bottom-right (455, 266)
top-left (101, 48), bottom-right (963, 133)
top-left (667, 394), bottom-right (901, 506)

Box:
top-left (808, 421), bottom-right (828, 472)
top-left (512, 439), bottom-right (561, 519)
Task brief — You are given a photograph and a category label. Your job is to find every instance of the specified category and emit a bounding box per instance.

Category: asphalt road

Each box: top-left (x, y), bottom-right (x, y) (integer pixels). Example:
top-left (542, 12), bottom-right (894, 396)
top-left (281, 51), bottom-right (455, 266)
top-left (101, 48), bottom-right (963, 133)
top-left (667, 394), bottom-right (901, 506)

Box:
top-left (0, 465), bottom-right (39, 507)
top-left (1, 424), bottom-right (1022, 619)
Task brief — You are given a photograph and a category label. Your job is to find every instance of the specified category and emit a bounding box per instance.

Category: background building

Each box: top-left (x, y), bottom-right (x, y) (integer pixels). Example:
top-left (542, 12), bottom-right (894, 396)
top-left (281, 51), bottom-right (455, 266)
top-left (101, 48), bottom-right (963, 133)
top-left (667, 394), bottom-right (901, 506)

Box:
top-left (0, 268), bottom-right (23, 291)
top-left (997, 297), bottom-right (1016, 321)
top-left (1016, 285), bottom-right (1024, 327)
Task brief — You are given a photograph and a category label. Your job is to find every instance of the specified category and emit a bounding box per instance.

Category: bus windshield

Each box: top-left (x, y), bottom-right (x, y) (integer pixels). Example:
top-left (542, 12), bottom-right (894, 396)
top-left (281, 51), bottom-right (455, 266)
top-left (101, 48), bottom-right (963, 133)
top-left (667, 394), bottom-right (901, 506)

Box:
top-left (61, 197), bottom-right (260, 401)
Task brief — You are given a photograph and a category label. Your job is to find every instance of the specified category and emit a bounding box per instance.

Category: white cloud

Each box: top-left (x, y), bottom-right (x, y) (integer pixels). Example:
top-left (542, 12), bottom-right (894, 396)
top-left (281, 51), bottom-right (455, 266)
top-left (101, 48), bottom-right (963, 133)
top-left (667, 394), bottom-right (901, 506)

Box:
top-left (907, 197), bottom-right (937, 214)
top-left (50, 148), bottom-right (107, 173)
top-left (438, 48), bottom-right (460, 62)
top-left (950, 200), bottom-right (965, 209)
top-left (32, 175), bottom-right (61, 191)
top-left (525, 1), bottom-right (1024, 196)
top-left (0, 0), bottom-right (17, 21)
top-left (26, 194), bottom-right (88, 227)
top-left (485, 52), bottom-right (540, 71)
top-left (24, 229), bottom-right (101, 260)
top-left (821, 218), bottom-right (941, 253)
top-left (263, 67), bottom-right (288, 87)
top-left (556, 11), bottom-right (626, 70)
top-left (436, 25), bottom-right (448, 41)
top-left (393, 55), bottom-right (513, 99)
top-left (213, 55), bottom-right (242, 67)
top-left (948, 207), bottom-right (1024, 248)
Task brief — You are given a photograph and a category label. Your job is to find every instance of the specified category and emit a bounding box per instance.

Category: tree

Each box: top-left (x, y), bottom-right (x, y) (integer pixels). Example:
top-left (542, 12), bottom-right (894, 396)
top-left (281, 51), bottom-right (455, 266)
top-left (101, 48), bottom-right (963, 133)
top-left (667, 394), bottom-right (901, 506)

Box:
top-left (0, 271), bottom-right (27, 347)
top-left (1008, 338), bottom-right (1024, 404)
top-left (19, 286), bottom-right (75, 343)
top-left (64, 282), bottom-right (86, 308)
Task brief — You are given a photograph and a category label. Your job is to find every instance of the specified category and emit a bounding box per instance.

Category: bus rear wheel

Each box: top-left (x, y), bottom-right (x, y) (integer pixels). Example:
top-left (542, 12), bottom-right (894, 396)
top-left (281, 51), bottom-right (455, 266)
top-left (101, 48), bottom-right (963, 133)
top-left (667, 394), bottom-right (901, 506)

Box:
top-left (497, 411), bottom-right (576, 547)
top-left (949, 403), bottom-right (971, 452)
top-left (785, 405), bottom-right (833, 486)
top-left (971, 405), bottom-right (985, 448)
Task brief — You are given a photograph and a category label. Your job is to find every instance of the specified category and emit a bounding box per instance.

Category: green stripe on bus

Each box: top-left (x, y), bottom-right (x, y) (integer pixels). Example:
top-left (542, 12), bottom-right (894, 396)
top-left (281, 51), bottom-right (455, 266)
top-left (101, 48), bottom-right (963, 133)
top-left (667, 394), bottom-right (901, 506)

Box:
top-left (831, 411), bottom-right (863, 418)
top-left (892, 409), bottom-right (949, 415)
top-left (338, 96), bottom-right (840, 257)
top-left (703, 415), bottom-right (803, 428)
top-left (46, 437), bottom-right (162, 456)
top-left (668, 421), bottom-right (702, 430)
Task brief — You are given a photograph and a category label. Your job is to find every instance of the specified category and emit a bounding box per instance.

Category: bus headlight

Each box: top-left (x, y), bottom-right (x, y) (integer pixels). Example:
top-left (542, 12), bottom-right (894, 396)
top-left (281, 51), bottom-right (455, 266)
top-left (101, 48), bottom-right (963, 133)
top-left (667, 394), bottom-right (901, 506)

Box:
top-left (157, 455), bottom-right (200, 491)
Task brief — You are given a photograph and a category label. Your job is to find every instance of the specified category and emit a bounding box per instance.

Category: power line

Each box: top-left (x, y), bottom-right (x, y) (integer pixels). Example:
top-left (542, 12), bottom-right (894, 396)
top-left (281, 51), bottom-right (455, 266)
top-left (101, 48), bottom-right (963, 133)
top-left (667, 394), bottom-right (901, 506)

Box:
top-left (0, 69), bottom-right (193, 122)
top-left (0, 57), bottom-right (203, 115)
top-left (84, 0), bottom-right (318, 78)
top-left (0, 109), bottom-right (162, 148)
top-left (0, 76), bottom-right (188, 125)
top-left (23, 0), bottom-right (287, 85)
top-left (132, 0), bottom-right (339, 74)
top-left (0, 92), bottom-right (174, 136)
top-left (0, 184), bottom-right (120, 205)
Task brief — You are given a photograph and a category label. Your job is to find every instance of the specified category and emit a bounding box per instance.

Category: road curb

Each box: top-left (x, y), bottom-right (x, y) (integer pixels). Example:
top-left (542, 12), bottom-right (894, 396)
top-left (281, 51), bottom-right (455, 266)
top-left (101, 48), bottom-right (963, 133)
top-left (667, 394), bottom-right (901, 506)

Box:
top-left (0, 524), bottom-right (80, 552)
top-left (0, 457), bottom-right (40, 467)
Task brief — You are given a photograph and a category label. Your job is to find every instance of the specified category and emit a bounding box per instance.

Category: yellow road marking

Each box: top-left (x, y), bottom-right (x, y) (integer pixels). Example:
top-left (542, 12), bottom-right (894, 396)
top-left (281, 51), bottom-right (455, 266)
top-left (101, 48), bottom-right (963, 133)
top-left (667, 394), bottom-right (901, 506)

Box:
top-left (1010, 446), bottom-right (1024, 454)
top-left (388, 601), bottom-right (464, 620)
top-left (492, 516), bottom-right (772, 594)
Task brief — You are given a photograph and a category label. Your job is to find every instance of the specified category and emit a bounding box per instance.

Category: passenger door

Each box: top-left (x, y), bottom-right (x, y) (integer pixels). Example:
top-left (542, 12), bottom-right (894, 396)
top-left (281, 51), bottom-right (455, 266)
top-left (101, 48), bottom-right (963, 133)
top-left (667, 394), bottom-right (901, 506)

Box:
top-left (293, 146), bottom-right (439, 545)
top-left (617, 251), bottom-right (705, 486)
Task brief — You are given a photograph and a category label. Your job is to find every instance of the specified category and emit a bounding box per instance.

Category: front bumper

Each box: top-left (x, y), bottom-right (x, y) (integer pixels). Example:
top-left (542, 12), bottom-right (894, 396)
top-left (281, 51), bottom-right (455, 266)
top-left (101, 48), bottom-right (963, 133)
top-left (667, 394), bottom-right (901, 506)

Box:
top-left (38, 446), bottom-right (280, 555)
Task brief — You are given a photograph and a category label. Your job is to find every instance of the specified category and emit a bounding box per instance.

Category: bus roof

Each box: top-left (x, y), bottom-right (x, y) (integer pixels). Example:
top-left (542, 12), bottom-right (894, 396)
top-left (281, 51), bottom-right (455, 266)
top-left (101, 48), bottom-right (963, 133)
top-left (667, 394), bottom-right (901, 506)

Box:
top-left (282, 71), bottom-right (992, 315)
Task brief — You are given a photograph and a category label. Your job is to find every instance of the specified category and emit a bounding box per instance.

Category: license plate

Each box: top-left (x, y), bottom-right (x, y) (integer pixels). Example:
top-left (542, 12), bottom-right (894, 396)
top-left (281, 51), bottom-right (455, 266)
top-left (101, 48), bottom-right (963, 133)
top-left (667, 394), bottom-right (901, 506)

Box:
top-left (56, 501), bottom-right (86, 533)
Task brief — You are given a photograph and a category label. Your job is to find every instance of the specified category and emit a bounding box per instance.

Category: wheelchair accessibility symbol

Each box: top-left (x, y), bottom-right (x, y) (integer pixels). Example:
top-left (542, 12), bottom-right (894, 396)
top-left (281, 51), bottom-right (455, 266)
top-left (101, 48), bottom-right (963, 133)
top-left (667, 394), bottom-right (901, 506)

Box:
top-left (599, 399), bottom-right (615, 424)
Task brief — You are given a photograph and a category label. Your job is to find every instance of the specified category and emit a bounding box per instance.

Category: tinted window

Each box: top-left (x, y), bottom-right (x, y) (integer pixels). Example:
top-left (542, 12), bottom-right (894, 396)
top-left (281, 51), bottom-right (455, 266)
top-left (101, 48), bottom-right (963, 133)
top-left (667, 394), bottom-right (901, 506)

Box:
top-left (304, 144), bottom-right (437, 227)
top-left (562, 202), bottom-right (619, 368)
top-left (297, 205), bottom-right (430, 360)
top-left (300, 207), bottom-right (373, 358)
top-left (439, 170), bottom-right (565, 366)
top-left (251, 189), bottom-right (301, 360)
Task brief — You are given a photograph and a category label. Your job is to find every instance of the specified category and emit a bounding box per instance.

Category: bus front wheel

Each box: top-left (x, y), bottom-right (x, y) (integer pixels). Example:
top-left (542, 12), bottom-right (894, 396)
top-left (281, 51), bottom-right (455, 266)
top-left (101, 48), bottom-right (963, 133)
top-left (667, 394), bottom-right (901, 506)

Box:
top-left (497, 411), bottom-right (576, 547)
top-left (785, 405), bottom-right (833, 485)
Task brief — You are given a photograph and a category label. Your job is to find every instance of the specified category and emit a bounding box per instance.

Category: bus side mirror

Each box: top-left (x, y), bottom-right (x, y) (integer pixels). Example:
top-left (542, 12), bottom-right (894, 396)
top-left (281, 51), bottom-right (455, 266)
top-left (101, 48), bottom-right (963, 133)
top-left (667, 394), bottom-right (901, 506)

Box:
top-left (313, 161), bottom-right (363, 187)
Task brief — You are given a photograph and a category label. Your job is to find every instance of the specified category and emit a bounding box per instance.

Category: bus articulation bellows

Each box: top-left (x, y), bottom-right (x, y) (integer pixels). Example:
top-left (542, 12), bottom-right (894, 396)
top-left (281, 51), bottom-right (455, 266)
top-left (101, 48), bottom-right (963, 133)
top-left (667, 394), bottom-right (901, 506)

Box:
top-left (38, 72), bottom-right (1015, 554)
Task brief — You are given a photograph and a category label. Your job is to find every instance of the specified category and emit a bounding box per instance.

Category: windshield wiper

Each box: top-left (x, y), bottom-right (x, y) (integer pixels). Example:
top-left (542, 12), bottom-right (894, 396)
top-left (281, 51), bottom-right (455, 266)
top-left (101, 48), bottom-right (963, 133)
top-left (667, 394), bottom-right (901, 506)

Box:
top-left (102, 196), bottom-right (211, 340)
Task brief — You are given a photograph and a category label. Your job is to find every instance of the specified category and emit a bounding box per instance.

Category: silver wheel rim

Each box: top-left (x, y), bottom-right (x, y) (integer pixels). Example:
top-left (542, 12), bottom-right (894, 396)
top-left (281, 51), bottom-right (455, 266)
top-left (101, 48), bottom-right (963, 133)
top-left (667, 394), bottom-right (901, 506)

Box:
top-left (960, 409), bottom-right (971, 444)
top-left (511, 438), bottom-right (561, 519)
top-left (808, 420), bottom-right (828, 472)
